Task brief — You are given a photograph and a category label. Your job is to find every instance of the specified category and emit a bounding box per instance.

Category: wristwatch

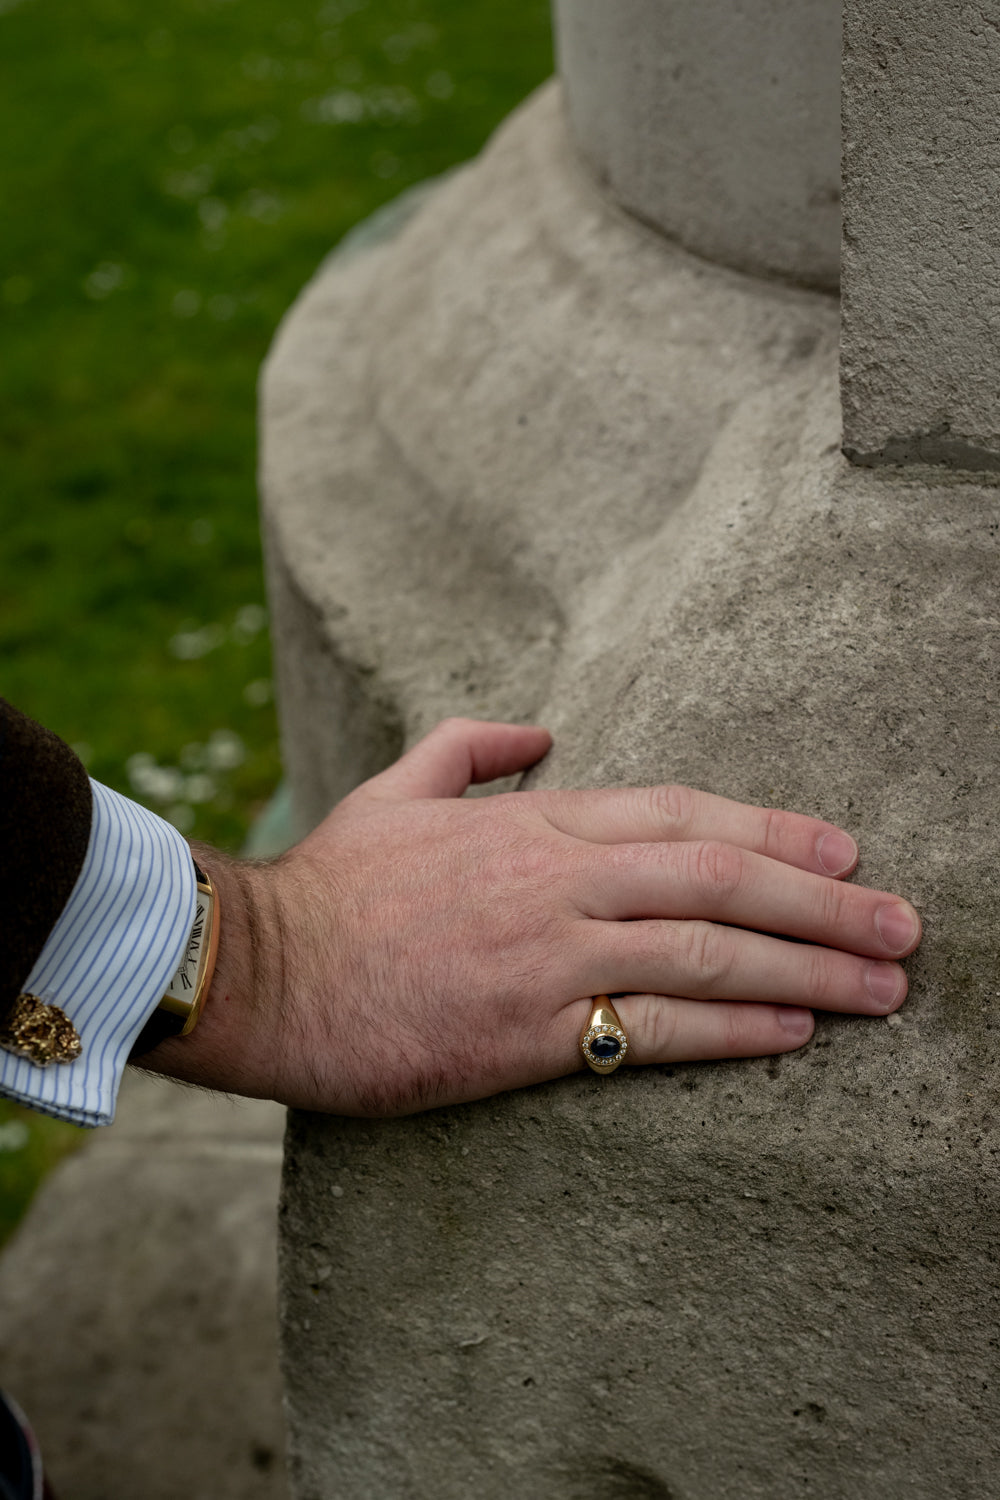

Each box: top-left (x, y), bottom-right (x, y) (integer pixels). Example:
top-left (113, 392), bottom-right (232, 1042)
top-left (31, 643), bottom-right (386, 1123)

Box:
top-left (129, 859), bottom-right (220, 1059)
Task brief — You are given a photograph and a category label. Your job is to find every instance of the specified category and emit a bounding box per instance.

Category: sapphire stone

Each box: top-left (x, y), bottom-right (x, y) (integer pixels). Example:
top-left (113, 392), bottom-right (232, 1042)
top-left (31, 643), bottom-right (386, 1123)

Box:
top-left (591, 1034), bottom-right (622, 1061)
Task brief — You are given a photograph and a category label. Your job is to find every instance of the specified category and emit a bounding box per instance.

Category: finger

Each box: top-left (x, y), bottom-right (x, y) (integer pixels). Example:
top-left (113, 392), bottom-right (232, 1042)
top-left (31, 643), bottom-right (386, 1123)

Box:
top-left (576, 919), bottom-right (908, 1015)
top-left (618, 995), bottom-right (815, 1063)
top-left (574, 840), bottom-right (922, 959)
top-left (540, 784), bottom-right (859, 877)
top-left (362, 718), bottom-right (552, 802)
top-left (553, 994), bottom-right (815, 1070)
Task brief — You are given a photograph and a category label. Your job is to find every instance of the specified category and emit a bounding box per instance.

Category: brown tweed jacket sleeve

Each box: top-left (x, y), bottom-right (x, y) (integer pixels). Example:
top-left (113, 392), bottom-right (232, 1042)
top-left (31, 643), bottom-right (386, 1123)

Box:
top-left (0, 699), bottom-right (93, 1026)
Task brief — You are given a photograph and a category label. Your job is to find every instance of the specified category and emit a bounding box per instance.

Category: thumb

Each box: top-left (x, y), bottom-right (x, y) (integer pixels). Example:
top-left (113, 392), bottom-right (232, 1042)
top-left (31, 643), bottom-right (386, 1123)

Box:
top-left (362, 718), bottom-right (553, 801)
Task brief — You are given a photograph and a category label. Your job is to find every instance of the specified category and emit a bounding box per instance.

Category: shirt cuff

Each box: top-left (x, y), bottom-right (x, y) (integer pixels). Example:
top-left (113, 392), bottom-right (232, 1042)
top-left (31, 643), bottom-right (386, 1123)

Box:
top-left (0, 780), bottom-right (196, 1126)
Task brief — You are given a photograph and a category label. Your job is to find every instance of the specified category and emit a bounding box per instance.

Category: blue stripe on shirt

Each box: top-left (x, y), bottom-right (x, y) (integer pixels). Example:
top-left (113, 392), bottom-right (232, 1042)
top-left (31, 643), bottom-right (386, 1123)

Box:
top-left (0, 780), bottom-right (196, 1126)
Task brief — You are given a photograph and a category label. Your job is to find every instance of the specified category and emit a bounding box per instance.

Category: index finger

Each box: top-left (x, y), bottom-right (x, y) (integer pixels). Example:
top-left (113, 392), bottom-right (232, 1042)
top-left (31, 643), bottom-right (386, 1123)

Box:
top-left (537, 784), bottom-right (859, 879)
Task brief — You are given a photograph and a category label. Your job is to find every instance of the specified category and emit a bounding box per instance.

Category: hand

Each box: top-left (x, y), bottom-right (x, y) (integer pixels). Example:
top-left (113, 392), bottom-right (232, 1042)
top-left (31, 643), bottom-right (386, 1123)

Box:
top-left (142, 718), bottom-right (921, 1116)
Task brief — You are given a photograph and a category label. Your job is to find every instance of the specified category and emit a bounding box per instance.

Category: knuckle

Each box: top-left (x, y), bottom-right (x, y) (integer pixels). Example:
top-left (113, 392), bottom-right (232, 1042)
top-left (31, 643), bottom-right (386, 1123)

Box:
top-left (799, 944), bottom-right (835, 1002)
top-left (489, 851), bottom-right (574, 952)
top-left (604, 839), bottom-right (651, 878)
top-left (488, 893), bottom-right (549, 959)
top-left (688, 839), bottom-right (743, 901)
top-left (645, 782), bottom-right (695, 834)
top-left (504, 833), bottom-right (563, 888)
top-left (760, 806), bottom-right (788, 857)
top-left (812, 869), bottom-right (850, 930)
top-left (720, 1004), bottom-right (756, 1056)
top-left (633, 994), bottom-right (680, 1058)
top-left (680, 920), bottom-right (731, 991)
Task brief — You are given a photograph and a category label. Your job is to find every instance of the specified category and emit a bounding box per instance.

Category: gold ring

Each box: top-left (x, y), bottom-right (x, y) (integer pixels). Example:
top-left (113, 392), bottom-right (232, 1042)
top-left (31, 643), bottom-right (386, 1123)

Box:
top-left (580, 995), bottom-right (629, 1075)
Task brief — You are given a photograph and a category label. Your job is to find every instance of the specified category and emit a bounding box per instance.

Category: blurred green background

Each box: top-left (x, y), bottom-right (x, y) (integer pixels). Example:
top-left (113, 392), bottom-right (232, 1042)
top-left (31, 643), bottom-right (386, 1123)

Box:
top-left (0, 0), bottom-right (553, 1241)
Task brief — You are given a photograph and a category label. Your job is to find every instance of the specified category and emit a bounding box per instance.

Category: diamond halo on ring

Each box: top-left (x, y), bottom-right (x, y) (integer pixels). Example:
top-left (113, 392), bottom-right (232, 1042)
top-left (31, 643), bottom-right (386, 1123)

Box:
top-left (580, 995), bottom-right (629, 1075)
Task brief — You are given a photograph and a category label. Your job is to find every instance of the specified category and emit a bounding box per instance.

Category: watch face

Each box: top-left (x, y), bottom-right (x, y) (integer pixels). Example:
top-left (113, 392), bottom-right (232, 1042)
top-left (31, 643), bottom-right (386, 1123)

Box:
top-left (165, 889), bottom-right (215, 1006)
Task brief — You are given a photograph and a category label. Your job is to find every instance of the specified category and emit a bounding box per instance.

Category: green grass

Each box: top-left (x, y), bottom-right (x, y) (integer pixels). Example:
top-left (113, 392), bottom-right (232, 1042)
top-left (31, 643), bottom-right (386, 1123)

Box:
top-left (1, 0), bottom-right (553, 849)
top-left (0, 0), bottom-right (552, 1235)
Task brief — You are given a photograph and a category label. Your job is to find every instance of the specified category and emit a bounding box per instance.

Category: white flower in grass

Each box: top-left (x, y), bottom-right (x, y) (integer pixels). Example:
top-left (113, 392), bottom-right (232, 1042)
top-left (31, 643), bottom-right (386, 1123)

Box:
top-left (199, 198), bottom-right (229, 232)
top-left (303, 83), bottom-right (419, 126)
top-left (126, 752), bottom-right (157, 792)
top-left (84, 262), bottom-right (127, 300)
top-left (242, 54), bottom-right (285, 81)
top-left (206, 729), bottom-right (245, 771)
top-left (302, 89), bottom-right (363, 123)
top-left (164, 164), bottom-right (214, 199)
top-left (172, 289), bottom-right (201, 319)
top-left (317, 0), bottom-right (367, 24)
top-left (366, 86), bottom-right (420, 123)
top-left (243, 189), bottom-right (283, 224)
top-left (383, 33), bottom-right (412, 63)
top-left (0, 1122), bottom-right (30, 1153)
top-left (126, 756), bottom-right (185, 803)
top-left (184, 774), bottom-right (218, 804)
top-left (224, 116), bottom-right (281, 153)
top-left (232, 604), bottom-right (268, 642)
top-left (147, 767), bottom-right (186, 802)
top-left (243, 678), bottom-right (272, 707)
top-left (169, 622), bottom-right (225, 658)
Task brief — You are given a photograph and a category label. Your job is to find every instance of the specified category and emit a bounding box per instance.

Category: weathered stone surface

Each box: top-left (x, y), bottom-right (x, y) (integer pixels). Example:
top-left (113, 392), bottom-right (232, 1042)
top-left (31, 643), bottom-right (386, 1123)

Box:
top-left (262, 83), bottom-right (837, 836)
top-left (0, 1073), bottom-right (288, 1500)
top-left (263, 81), bottom-right (1000, 1500)
top-left (553, 0), bottom-right (841, 290)
top-left (842, 1), bottom-right (1000, 467)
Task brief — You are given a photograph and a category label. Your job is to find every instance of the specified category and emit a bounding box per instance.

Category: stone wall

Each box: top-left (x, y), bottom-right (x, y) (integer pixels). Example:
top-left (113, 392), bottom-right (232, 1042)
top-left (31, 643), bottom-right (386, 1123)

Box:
top-left (261, 11), bottom-right (1000, 1497)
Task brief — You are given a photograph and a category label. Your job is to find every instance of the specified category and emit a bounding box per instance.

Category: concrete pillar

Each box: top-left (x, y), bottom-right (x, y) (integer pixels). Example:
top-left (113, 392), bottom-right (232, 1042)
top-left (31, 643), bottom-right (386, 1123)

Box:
top-left (841, 1), bottom-right (1000, 467)
top-left (261, 8), bottom-right (1000, 1497)
top-left (553, 0), bottom-right (841, 290)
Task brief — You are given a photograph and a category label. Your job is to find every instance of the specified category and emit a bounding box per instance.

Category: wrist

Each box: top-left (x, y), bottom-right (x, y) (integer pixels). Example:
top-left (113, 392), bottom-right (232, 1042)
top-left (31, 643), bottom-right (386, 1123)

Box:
top-left (132, 845), bottom-right (286, 1100)
top-left (128, 857), bottom-right (219, 1059)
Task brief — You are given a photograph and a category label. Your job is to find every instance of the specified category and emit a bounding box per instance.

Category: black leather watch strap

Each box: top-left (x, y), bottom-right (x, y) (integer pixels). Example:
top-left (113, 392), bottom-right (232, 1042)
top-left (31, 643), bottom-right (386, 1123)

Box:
top-left (129, 1004), bottom-right (183, 1059)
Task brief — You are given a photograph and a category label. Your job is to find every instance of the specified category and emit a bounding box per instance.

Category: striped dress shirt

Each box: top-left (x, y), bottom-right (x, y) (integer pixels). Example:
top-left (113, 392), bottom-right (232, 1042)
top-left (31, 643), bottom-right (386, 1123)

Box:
top-left (0, 780), bottom-right (196, 1126)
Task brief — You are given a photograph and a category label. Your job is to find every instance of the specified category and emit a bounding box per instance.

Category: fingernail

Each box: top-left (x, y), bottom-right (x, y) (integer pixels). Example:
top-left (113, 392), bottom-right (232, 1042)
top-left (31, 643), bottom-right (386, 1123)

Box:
top-left (777, 1006), bottom-right (813, 1038)
top-left (876, 902), bottom-right (920, 954)
top-left (865, 961), bottom-right (903, 1010)
top-left (816, 830), bottom-right (858, 875)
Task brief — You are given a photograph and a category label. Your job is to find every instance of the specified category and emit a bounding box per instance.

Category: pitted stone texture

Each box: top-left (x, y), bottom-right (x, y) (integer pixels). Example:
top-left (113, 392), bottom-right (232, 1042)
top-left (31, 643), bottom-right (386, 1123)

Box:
top-left (842, 1), bottom-right (1000, 467)
top-left (263, 81), bottom-right (1000, 1500)
top-left (261, 83), bottom-right (835, 834)
top-left (553, 0), bottom-right (841, 290)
